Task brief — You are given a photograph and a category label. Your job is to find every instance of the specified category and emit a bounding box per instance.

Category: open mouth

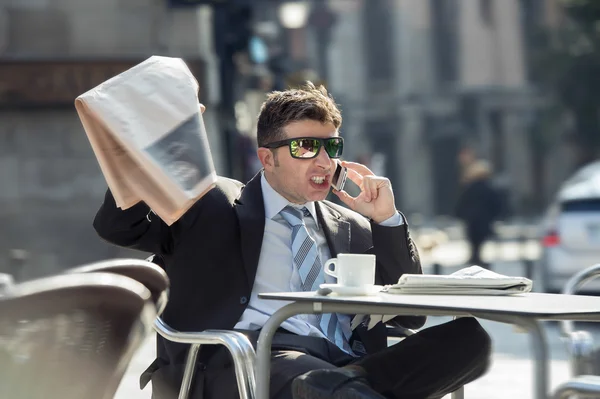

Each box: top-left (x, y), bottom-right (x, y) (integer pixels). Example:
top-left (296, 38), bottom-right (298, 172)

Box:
top-left (310, 176), bottom-right (329, 187)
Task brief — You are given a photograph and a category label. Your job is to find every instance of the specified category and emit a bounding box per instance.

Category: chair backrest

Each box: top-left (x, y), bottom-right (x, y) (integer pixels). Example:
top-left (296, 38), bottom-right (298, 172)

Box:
top-left (65, 258), bottom-right (169, 315)
top-left (561, 264), bottom-right (600, 337)
top-left (560, 264), bottom-right (600, 376)
top-left (0, 273), bottom-right (13, 295)
top-left (0, 272), bottom-right (153, 399)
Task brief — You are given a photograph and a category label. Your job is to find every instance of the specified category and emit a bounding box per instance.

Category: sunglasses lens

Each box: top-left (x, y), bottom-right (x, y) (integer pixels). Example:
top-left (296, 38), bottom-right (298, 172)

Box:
top-left (291, 139), bottom-right (321, 158)
top-left (325, 138), bottom-right (343, 158)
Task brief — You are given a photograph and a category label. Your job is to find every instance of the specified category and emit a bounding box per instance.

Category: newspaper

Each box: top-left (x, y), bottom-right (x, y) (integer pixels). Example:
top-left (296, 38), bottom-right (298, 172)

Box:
top-left (74, 56), bottom-right (217, 225)
top-left (351, 266), bottom-right (533, 331)
top-left (384, 265), bottom-right (533, 295)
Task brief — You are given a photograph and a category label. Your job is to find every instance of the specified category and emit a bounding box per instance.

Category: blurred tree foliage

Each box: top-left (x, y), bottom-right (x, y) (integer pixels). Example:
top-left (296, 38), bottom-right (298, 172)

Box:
top-left (529, 0), bottom-right (600, 165)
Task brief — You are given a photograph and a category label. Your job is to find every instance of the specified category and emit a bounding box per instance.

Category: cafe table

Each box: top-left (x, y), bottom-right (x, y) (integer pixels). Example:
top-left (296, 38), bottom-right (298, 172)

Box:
top-left (255, 291), bottom-right (600, 399)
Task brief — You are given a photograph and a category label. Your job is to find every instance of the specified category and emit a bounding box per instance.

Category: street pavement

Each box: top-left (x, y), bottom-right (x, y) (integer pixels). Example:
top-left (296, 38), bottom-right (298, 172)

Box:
top-left (114, 237), bottom-right (595, 399)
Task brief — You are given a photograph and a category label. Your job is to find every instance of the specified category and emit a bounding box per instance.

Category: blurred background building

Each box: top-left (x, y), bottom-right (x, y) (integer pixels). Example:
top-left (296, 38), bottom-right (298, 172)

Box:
top-left (0, 0), bottom-right (597, 280)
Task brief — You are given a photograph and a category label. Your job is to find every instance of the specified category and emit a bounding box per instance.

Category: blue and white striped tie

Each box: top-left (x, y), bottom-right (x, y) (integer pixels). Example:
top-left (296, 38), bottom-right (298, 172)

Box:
top-left (280, 206), bottom-right (352, 352)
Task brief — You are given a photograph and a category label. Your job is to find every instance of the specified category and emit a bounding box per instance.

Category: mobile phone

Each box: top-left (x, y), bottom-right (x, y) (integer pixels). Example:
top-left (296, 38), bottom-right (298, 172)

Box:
top-left (331, 161), bottom-right (348, 191)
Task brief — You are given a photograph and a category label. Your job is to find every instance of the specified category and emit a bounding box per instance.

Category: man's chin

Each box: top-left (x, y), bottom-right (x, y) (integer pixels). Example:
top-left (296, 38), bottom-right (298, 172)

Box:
top-left (308, 190), bottom-right (331, 202)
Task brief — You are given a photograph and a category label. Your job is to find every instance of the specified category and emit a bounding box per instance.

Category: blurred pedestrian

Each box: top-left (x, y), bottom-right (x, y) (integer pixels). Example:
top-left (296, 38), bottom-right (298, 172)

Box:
top-left (455, 158), bottom-right (502, 267)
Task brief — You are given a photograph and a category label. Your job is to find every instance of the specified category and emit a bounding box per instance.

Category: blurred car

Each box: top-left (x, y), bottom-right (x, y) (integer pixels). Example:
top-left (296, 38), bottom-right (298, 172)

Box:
top-left (538, 161), bottom-right (600, 293)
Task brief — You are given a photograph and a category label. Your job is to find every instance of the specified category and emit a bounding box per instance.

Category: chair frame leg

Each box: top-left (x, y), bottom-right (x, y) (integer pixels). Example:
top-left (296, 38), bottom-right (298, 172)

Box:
top-left (179, 344), bottom-right (201, 399)
top-left (451, 387), bottom-right (465, 399)
top-left (176, 338), bottom-right (256, 399)
top-left (154, 318), bottom-right (257, 399)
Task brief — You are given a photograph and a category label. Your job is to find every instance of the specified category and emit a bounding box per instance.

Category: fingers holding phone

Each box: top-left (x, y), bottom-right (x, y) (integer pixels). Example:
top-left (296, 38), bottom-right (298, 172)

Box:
top-left (332, 160), bottom-right (397, 223)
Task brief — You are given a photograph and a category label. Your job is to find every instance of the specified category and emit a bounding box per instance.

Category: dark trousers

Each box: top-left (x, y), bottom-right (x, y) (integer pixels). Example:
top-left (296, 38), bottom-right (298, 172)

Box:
top-left (203, 318), bottom-right (491, 399)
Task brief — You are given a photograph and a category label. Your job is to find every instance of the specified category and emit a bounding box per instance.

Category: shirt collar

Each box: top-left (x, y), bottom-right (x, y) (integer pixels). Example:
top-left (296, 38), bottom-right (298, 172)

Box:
top-left (261, 172), bottom-right (319, 225)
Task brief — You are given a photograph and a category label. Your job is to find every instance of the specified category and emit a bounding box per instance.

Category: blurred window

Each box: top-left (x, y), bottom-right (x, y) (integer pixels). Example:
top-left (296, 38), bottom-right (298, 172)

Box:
top-left (430, 0), bottom-right (459, 85)
top-left (519, 0), bottom-right (547, 80)
top-left (479, 0), bottom-right (494, 27)
top-left (561, 199), bottom-right (600, 212)
top-left (489, 110), bottom-right (506, 174)
top-left (363, 0), bottom-right (395, 81)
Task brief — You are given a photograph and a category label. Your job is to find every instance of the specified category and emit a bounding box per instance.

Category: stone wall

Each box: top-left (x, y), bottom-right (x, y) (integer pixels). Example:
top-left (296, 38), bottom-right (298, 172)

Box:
top-left (0, 110), bottom-right (136, 279)
top-left (0, 0), bottom-right (221, 280)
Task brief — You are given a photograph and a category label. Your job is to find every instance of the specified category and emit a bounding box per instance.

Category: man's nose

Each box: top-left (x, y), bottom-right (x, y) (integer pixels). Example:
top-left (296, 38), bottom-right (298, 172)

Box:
top-left (314, 146), bottom-right (332, 169)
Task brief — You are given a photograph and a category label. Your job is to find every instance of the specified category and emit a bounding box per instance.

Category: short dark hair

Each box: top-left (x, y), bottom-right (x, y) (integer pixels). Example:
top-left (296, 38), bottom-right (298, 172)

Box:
top-left (256, 82), bottom-right (342, 147)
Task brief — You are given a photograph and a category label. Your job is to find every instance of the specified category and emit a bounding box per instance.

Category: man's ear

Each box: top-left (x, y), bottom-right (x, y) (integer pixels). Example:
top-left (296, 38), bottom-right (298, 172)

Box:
top-left (257, 147), bottom-right (275, 170)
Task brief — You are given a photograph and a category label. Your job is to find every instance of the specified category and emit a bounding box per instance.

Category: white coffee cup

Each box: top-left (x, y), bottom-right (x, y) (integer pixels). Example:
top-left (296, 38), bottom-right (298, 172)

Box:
top-left (324, 253), bottom-right (376, 287)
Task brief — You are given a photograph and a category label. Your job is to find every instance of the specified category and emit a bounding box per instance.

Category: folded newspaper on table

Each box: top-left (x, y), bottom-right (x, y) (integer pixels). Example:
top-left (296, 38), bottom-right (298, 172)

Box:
top-left (74, 56), bottom-right (217, 226)
top-left (385, 265), bottom-right (533, 295)
top-left (352, 266), bottom-right (533, 330)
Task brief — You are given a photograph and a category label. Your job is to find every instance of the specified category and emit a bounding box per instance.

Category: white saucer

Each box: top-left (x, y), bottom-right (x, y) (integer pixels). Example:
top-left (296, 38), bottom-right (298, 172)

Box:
top-left (319, 283), bottom-right (382, 296)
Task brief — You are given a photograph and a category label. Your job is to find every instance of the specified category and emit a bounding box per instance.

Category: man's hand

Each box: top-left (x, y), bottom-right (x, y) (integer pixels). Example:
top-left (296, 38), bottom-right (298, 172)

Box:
top-left (332, 161), bottom-right (397, 224)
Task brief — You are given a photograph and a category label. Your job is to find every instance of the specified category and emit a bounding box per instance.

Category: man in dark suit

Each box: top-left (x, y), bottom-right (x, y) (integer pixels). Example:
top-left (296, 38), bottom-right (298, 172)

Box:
top-left (93, 83), bottom-right (490, 399)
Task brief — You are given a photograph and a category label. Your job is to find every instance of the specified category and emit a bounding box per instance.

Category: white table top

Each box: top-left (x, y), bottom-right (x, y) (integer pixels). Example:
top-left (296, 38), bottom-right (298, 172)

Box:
top-left (258, 291), bottom-right (600, 321)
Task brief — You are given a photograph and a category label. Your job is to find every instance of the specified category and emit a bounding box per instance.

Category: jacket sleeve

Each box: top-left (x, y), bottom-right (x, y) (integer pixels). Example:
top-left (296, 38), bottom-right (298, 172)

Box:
top-left (370, 219), bottom-right (422, 284)
top-left (93, 188), bottom-right (175, 255)
top-left (370, 218), bottom-right (426, 330)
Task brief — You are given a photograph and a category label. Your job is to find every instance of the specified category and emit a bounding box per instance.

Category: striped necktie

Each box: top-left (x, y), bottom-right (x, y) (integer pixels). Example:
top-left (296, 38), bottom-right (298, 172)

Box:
top-left (280, 206), bottom-right (352, 352)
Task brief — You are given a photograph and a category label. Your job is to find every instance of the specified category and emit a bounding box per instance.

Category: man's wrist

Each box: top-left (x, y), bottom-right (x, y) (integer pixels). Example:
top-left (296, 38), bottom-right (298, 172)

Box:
top-left (372, 210), bottom-right (398, 224)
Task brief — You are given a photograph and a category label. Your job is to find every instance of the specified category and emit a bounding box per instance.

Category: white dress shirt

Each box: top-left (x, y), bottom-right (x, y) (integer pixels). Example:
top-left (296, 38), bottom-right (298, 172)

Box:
top-left (234, 173), bottom-right (403, 341)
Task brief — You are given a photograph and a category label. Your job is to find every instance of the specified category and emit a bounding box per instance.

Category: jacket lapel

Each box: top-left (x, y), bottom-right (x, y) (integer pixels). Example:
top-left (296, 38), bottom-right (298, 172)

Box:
top-left (234, 173), bottom-right (266, 288)
top-left (315, 202), bottom-right (350, 257)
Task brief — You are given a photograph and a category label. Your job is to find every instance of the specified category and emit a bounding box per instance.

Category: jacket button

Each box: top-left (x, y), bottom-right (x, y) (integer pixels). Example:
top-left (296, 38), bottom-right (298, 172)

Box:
top-left (240, 296), bottom-right (248, 304)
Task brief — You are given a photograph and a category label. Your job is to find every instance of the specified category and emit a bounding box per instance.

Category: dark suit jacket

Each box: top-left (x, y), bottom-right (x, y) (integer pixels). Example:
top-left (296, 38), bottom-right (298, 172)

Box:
top-left (93, 172), bottom-right (424, 390)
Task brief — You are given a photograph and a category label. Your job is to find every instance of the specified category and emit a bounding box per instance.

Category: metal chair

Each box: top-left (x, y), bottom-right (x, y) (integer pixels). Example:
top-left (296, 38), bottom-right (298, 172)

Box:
top-left (552, 264), bottom-right (600, 398)
top-left (65, 258), bottom-right (170, 316)
top-left (0, 272), bottom-right (154, 399)
top-left (554, 376), bottom-right (600, 399)
top-left (66, 257), bottom-right (257, 399)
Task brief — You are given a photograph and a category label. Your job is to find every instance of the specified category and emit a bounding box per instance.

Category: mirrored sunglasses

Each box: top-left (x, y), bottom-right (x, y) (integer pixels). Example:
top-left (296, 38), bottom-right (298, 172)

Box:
top-left (262, 137), bottom-right (344, 159)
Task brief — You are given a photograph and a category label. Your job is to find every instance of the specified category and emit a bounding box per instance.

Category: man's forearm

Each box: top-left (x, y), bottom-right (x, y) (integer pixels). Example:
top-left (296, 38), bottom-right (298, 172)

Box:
top-left (93, 188), bottom-right (168, 253)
